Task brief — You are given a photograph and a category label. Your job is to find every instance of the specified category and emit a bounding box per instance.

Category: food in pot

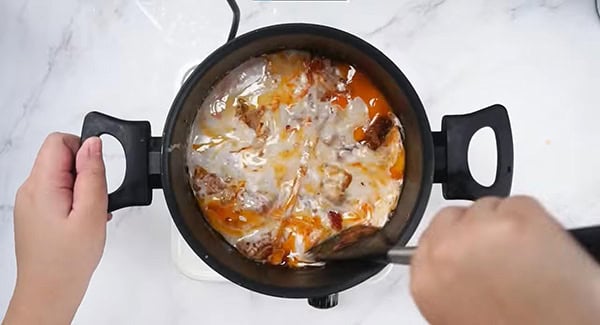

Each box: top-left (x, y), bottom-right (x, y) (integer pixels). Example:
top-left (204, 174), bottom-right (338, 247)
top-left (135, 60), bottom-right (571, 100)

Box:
top-left (187, 50), bottom-right (405, 267)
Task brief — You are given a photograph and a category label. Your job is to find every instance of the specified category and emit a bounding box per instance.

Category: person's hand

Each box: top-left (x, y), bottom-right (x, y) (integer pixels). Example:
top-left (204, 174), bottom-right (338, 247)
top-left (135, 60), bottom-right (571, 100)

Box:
top-left (410, 196), bottom-right (600, 324)
top-left (3, 133), bottom-right (109, 325)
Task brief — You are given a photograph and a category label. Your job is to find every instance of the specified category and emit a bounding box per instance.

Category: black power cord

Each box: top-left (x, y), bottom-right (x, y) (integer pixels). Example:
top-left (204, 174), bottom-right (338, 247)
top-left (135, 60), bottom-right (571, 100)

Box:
top-left (596, 0), bottom-right (600, 20)
top-left (226, 0), bottom-right (240, 42)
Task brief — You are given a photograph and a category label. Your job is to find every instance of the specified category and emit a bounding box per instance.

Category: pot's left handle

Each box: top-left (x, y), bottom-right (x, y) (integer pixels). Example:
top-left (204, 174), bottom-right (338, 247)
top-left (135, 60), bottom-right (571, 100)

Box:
top-left (433, 104), bottom-right (514, 200)
top-left (81, 112), bottom-right (162, 212)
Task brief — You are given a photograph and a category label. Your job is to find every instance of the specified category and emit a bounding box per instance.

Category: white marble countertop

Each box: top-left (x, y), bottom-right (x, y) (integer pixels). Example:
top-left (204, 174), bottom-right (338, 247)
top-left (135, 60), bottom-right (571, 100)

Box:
top-left (2, 0), bottom-right (600, 324)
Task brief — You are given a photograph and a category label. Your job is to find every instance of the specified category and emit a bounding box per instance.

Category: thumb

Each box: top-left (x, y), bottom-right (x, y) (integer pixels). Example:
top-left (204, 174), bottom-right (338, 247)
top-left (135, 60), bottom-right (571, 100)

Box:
top-left (71, 137), bottom-right (108, 220)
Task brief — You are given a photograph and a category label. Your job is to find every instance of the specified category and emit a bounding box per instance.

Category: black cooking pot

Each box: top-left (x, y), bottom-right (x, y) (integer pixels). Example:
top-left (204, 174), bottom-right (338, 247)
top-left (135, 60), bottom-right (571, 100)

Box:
top-left (81, 24), bottom-right (515, 308)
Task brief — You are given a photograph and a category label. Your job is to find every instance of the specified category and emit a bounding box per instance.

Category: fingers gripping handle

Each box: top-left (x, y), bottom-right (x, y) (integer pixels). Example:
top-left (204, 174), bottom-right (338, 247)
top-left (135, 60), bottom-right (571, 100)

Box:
top-left (433, 105), bottom-right (514, 200)
top-left (81, 112), bottom-right (160, 212)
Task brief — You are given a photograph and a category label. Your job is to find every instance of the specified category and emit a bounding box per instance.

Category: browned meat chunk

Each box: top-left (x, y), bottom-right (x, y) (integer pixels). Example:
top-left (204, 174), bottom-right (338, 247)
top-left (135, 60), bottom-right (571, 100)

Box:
top-left (235, 97), bottom-right (265, 134)
top-left (235, 190), bottom-right (274, 213)
top-left (321, 164), bottom-right (352, 204)
top-left (364, 114), bottom-right (393, 150)
top-left (192, 167), bottom-right (235, 201)
top-left (236, 232), bottom-right (273, 260)
top-left (328, 210), bottom-right (343, 231)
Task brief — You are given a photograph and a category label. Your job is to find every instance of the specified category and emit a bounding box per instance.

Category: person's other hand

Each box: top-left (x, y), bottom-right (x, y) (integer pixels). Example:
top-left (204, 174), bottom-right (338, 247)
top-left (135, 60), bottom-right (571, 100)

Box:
top-left (3, 133), bottom-right (108, 325)
top-left (411, 196), bottom-right (600, 324)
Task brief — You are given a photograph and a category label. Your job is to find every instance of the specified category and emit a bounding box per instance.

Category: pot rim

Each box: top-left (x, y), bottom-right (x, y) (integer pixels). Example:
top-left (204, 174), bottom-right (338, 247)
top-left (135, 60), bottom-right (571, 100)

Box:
top-left (161, 23), bottom-right (434, 298)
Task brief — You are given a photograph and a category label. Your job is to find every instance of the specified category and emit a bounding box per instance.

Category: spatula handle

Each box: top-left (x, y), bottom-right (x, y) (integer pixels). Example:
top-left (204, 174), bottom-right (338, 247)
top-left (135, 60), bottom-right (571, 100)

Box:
top-left (386, 226), bottom-right (600, 266)
top-left (386, 246), bottom-right (416, 265)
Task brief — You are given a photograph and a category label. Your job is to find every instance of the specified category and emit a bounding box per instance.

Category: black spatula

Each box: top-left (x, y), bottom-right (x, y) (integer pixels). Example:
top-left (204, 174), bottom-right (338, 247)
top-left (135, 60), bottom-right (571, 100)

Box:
top-left (309, 225), bottom-right (600, 265)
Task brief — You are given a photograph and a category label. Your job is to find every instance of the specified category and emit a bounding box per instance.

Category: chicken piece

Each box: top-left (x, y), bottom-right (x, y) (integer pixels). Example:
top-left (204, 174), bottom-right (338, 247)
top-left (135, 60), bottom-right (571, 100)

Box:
top-left (328, 210), bottom-right (343, 231)
top-left (235, 97), bottom-right (266, 134)
top-left (235, 190), bottom-right (274, 213)
top-left (364, 114), bottom-right (393, 150)
top-left (321, 164), bottom-right (352, 204)
top-left (192, 167), bottom-right (235, 201)
top-left (236, 232), bottom-right (274, 260)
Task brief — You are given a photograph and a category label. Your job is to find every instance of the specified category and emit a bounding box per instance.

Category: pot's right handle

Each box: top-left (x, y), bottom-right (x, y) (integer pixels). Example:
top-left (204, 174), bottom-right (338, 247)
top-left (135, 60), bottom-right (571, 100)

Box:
top-left (433, 104), bottom-right (514, 200)
top-left (81, 112), bottom-right (162, 212)
top-left (570, 226), bottom-right (600, 263)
